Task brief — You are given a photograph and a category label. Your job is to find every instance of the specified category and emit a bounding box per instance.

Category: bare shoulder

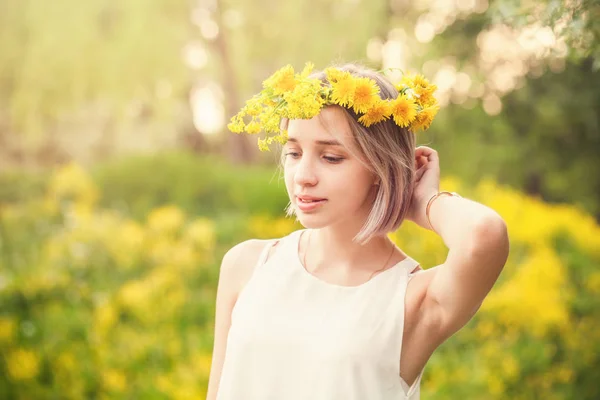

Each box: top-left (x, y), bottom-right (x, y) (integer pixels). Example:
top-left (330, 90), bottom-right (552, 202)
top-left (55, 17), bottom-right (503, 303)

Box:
top-left (219, 237), bottom-right (281, 296)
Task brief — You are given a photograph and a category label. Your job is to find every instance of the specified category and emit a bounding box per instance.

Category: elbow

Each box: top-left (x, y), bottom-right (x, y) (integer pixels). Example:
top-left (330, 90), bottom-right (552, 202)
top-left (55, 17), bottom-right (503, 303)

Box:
top-left (469, 214), bottom-right (510, 265)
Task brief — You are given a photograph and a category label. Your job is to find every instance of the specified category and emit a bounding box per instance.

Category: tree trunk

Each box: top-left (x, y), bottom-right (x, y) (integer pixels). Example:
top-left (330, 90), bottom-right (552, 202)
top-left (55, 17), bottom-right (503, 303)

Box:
top-left (210, 0), bottom-right (255, 165)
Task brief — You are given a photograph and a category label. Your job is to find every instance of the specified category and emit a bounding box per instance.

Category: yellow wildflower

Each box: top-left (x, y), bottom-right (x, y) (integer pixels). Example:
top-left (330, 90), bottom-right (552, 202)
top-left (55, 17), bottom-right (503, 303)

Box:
top-left (185, 218), bottom-right (215, 250)
top-left (227, 116), bottom-right (245, 133)
top-left (274, 130), bottom-right (288, 144)
top-left (102, 368), bottom-right (127, 391)
top-left (231, 63), bottom-right (440, 151)
top-left (47, 162), bottom-right (99, 207)
top-left (412, 104), bottom-right (439, 131)
top-left (262, 65), bottom-right (297, 95)
top-left (262, 113), bottom-right (282, 134)
top-left (324, 67), bottom-right (345, 82)
top-left (257, 137), bottom-right (271, 152)
top-left (147, 205), bottom-right (185, 234)
top-left (6, 348), bottom-right (40, 380)
top-left (300, 62), bottom-right (315, 78)
top-left (245, 120), bottom-right (262, 134)
top-left (358, 99), bottom-right (391, 127)
top-left (390, 94), bottom-right (417, 127)
top-left (329, 71), bottom-right (355, 107)
top-left (352, 77), bottom-right (380, 114)
top-left (0, 317), bottom-right (16, 343)
top-left (399, 73), bottom-right (429, 90)
top-left (400, 73), bottom-right (437, 107)
top-left (244, 97), bottom-right (263, 116)
top-left (283, 80), bottom-right (324, 119)
top-left (414, 84), bottom-right (438, 107)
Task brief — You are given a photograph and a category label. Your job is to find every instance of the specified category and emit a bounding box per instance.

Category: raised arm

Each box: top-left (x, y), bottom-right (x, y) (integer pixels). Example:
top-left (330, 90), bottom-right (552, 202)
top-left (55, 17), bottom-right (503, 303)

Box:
top-left (424, 194), bottom-right (509, 337)
top-left (407, 146), bottom-right (510, 340)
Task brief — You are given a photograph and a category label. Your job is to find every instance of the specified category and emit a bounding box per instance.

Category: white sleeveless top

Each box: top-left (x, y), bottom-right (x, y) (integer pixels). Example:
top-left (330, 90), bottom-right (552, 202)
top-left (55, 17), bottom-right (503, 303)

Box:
top-left (217, 229), bottom-right (425, 400)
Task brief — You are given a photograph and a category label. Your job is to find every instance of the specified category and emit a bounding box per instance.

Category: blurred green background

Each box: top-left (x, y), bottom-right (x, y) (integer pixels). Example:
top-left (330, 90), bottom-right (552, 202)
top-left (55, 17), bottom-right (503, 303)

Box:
top-left (0, 0), bottom-right (599, 399)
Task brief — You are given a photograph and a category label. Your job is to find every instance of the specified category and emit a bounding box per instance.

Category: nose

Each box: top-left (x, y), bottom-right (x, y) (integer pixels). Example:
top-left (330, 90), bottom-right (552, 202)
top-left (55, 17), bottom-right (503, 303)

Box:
top-left (294, 155), bottom-right (318, 187)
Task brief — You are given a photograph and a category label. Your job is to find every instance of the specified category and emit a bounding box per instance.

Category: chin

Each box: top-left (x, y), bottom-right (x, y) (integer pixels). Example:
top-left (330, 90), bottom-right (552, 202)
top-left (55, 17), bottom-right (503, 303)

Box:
top-left (293, 210), bottom-right (332, 229)
top-left (295, 216), bottom-right (328, 229)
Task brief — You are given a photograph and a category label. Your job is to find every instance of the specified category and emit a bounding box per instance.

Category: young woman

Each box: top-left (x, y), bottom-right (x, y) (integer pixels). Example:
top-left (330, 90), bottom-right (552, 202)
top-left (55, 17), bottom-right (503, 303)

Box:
top-left (207, 63), bottom-right (510, 399)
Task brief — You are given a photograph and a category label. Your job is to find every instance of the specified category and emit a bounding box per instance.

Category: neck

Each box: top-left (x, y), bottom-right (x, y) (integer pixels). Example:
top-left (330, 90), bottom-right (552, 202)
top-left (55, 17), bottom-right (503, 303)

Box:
top-left (304, 227), bottom-right (397, 275)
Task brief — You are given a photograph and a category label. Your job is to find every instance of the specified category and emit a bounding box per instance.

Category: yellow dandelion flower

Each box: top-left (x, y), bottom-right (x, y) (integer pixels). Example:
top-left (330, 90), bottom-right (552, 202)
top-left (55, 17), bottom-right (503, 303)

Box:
top-left (263, 65), bottom-right (298, 95)
top-left (411, 74), bottom-right (430, 88)
top-left (352, 78), bottom-right (380, 114)
top-left (397, 75), bottom-right (413, 91)
top-left (390, 94), bottom-right (417, 127)
top-left (330, 74), bottom-right (355, 108)
top-left (414, 84), bottom-right (438, 107)
top-left (358, 99), bottom-right (391, 127)
top-left (325, 67), bottom-right (345, 83)
top-left (411, 104), bottom-right (440, 131)
top-left (398, 73), bottom-right (437, 105)
top-left (399, 73), bottom-right (429, 89)
top-left (300, 62), bottom-right (315, 77)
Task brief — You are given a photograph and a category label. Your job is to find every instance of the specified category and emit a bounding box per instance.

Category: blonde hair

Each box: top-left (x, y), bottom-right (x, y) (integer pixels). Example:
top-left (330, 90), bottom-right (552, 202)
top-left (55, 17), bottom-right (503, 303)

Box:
top-left (279, 63), bottom-right (416, 245)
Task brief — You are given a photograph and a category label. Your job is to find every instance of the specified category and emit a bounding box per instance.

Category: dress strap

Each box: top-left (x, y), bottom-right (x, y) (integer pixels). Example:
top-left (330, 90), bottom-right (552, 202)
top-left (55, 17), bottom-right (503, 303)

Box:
top-left (407, 261), bottom-right (423, 281)
top-left (255, 239), bottom-right (280, 268)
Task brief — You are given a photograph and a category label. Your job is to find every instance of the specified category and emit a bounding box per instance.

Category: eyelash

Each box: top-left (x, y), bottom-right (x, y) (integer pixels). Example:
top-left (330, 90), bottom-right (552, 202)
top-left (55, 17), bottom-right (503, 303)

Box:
top-left (285, 152), bottom-right (344, 163)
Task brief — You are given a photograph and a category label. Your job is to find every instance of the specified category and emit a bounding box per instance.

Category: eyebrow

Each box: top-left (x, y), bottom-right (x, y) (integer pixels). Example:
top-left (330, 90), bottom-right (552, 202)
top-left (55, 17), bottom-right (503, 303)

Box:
top-left (287, 138), bottom-right (343, 147)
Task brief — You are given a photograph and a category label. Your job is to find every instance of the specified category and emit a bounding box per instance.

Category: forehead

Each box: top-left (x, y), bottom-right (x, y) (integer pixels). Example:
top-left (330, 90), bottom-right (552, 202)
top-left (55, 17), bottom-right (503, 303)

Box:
top-left (286, 107), bottom-right (356, 150)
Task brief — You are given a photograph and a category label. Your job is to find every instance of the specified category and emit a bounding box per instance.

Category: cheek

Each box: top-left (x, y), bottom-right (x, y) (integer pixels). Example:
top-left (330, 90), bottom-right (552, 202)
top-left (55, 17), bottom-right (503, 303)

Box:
top-left (283, 169), bottom-right (294, 193)
top-left (330, 170), bottom-right (374, 199)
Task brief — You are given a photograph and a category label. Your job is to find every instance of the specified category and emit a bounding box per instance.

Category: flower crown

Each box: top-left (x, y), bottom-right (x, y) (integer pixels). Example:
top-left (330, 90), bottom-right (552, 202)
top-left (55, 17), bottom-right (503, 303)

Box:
top-left (228, 62), bottom-right (440, 151)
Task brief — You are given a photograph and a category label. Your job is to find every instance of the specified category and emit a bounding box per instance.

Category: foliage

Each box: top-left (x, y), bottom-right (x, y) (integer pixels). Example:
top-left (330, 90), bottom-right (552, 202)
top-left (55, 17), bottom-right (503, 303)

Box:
top-left (0, 0), bottom-right (598, 221)
top-left (91, 151), bottom-right (289, 220)
top-left (489, 0), bottom-right (600, 68)
top-left (0, 0), bottom-right (193, 143)
top-left (1, 159), bottom-right (599, 398)
top-left (429, 58), bottom-right (600, 217)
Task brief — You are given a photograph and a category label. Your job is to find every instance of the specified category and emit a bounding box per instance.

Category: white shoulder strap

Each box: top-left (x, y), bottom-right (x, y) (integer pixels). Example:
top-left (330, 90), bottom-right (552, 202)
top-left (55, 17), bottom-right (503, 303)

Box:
top-left (255, 239), bottom-right (279, 268)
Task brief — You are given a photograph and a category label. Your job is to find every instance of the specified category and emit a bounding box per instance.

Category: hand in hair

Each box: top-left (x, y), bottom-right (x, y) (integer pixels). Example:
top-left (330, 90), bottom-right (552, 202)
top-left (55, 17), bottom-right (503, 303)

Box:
top-left (406, 146), bottom-right (440, 228)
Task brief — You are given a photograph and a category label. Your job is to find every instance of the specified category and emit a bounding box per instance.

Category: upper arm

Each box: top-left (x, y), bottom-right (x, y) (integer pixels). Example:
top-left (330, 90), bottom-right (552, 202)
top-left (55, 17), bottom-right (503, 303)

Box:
top-left (424, 215), bottom-right (510, 339)
top-left (206, 239), bottom-right (265, 400)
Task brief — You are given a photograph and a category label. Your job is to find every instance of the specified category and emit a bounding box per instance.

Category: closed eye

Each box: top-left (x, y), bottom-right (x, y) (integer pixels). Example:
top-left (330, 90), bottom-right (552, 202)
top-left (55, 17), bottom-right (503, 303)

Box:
top-left (284, 152), bottom-right (344, 163)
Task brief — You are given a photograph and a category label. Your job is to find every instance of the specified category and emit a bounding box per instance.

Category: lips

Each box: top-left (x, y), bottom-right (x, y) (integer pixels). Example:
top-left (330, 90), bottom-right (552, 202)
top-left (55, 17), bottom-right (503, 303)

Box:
top-left (296, 195), bottom-right (326, 202)
top-left (296, 196), bottom-right (327, 212)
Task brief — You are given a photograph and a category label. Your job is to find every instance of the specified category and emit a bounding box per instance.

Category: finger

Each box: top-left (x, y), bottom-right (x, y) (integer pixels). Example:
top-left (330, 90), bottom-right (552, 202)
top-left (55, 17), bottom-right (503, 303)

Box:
top-left (415, 146), bottom-right (434, 155)
top-left (415, 146), bottom-right (437, 159)
top-left (416, 149), bottom-right (439, 166)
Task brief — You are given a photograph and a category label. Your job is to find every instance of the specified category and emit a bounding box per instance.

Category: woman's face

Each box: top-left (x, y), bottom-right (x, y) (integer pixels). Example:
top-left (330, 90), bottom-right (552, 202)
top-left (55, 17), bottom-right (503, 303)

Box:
top-left (283, 106), bottom-right (378, 229)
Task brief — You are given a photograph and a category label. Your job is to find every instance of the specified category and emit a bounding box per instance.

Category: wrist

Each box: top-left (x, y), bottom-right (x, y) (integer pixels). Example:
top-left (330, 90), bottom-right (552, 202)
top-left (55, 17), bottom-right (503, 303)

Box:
top-left (426, 191), bottom-right (462, 234)
top-left (410, 190), bottom-right (438, 230)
